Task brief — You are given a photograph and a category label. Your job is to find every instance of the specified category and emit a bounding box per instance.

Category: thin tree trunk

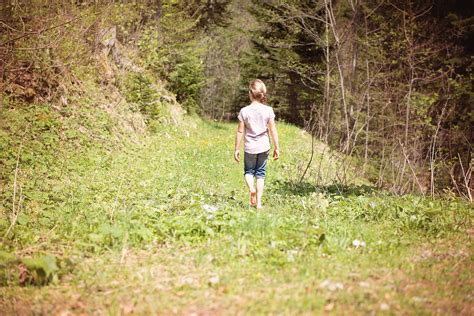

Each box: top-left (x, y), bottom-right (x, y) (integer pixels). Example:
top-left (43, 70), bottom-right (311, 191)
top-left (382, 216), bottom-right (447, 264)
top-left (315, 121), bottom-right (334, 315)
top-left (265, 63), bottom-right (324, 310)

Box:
top-left (324, 5), bottom-right (332, 143)
top-left (364, 59), bottom-right (370, 173)
top-left (326, 0), bottom-right (351, 153)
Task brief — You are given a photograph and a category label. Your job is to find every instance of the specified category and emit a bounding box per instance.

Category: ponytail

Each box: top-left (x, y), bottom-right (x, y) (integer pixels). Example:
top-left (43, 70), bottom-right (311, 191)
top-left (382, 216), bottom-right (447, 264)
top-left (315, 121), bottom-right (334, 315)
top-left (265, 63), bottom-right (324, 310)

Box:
top-left (249, 79), bottom-right (267, 104)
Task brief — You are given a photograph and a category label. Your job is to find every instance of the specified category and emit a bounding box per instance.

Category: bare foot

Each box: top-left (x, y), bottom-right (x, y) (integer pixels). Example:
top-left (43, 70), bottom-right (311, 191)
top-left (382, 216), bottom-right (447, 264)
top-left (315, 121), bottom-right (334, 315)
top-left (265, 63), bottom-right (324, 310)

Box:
top-left (249, 191), bottom-right (257, 207)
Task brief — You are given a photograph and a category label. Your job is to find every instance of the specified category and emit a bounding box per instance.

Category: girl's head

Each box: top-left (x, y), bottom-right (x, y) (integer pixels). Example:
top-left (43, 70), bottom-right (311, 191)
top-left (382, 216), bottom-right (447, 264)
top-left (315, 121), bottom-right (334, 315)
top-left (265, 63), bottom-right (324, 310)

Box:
top-left (249, 79), bottom-right (267, 104)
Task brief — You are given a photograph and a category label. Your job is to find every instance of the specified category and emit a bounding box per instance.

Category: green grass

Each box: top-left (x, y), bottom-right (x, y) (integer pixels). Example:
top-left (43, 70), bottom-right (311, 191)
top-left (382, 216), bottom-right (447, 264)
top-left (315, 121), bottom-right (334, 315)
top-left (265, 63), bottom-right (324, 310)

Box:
top-left (1, 111), bottom-right (473, 315)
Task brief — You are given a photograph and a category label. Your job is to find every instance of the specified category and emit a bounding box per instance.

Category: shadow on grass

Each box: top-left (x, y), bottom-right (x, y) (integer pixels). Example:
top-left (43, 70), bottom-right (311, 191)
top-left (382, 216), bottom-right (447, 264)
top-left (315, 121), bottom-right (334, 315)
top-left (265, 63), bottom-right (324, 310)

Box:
top-left (271, 180), bottom-right (380, 197)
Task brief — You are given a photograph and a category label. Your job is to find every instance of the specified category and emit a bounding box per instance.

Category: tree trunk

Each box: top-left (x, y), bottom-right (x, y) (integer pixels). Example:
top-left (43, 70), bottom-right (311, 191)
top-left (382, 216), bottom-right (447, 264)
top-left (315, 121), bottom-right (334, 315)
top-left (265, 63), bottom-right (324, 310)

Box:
top-left (287, 70), bottom-right (300, 125)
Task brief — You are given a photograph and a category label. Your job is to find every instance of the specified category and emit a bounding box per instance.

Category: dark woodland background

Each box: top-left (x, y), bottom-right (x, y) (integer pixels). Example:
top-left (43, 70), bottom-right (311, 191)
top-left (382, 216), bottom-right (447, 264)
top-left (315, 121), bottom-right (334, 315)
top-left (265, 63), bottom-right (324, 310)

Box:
top-left (1, 0), bottom-right (473, 199)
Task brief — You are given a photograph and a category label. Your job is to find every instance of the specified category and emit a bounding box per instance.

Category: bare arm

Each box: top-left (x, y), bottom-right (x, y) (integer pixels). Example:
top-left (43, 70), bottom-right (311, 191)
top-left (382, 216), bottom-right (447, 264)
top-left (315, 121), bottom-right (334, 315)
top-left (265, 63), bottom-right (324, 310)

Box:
top-left (268, 120), bottom-right (280, 160)
top-left (234, 121), bottom-right (245, 162)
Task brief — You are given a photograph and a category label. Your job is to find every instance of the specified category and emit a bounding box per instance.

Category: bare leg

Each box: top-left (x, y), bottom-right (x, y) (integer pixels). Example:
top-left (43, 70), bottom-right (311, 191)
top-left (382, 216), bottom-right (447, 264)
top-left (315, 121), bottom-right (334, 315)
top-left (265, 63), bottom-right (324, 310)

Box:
top-left (244, 174), bottom-right (256, 206)
top-left (244, 174), bottom-right (255, 192)
top-left (256, 178), bottom-right (264, 208)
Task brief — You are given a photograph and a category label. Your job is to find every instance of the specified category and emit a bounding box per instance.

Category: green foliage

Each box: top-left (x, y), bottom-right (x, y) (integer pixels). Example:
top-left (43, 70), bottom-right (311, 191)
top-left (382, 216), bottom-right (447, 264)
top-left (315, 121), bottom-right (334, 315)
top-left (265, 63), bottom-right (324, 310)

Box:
top-left (0, 251), bottom-right (18, 267)
top-left (21, 255), bottom-right (59, 286)
top-left (123, 72), bottom-right (165, 120)
top-left (138, 26), bottom-right (165, 75)
top-left (321, 194), bottom-right (470, 236)
top-left (168, 51), bottom-right (205, 114)
top-left (1, 115), bottom-right (471, 258)
top-left (1, 110), bottom-right (472, 312)
top-left (0, 251), bottom-right (18, 286)
top-left (137, 19), bottom-right (205, 114)
top-left (0, 250), bottom-right (76, 287)
top-left (198, 1), bottom-right (257, 119)
top-left (236, 0), bottom-right (325, 124)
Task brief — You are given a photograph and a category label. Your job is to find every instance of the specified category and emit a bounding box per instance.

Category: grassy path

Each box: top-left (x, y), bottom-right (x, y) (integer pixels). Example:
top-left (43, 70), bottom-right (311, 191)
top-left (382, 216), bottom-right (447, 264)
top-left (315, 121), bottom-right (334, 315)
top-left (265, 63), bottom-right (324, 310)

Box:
top-left (1, 119), bottom-right (472, 314)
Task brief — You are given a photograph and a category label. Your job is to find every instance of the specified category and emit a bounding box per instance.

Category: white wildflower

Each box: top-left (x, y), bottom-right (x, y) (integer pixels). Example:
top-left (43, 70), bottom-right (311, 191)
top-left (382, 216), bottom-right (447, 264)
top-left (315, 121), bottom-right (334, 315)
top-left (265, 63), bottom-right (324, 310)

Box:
top-left (206, 214), bottom-right (215, 220)
top-left (319, 279), bottom-right (344, 291)
top-left (352, 239), bottom-right (366, 248)
top-left (178, 276), bottom-right (194, 286)
top-left (287, 250), bottom-right (299, 262)
top-left (380, 303), bottom-right (390, 311)
top-left (202, 204), bottom-right (218, 212)
top-left (209, 275), bottom-right (220, 285)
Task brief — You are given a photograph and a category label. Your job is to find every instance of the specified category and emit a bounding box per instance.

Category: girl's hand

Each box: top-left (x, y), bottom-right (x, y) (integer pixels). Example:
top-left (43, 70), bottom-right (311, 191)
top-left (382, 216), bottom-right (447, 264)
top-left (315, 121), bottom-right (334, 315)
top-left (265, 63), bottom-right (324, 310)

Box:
top-left (234, 150), bottom-right (240, 163)
top-left (273, 149), bottom-right (280, 160)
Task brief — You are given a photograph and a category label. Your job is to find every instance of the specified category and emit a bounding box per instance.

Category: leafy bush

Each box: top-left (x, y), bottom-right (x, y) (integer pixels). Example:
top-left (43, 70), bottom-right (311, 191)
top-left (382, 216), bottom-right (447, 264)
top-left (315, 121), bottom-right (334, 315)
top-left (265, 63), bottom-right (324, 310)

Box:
top-left (168, 51), bottom-right (205, 114)
top-left (138, 26), bottom-right (205, 115)
top-left (123, 72), bottom-right (165, 120)
top-left (0, 251), bottom-right (73, 286)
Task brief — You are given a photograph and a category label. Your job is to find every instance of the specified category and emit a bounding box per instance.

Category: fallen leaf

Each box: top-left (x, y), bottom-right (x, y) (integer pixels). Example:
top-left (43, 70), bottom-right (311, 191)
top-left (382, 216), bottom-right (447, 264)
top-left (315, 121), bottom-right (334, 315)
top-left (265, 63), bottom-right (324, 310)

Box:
top-left (18, 263), bottom-right (29, 286)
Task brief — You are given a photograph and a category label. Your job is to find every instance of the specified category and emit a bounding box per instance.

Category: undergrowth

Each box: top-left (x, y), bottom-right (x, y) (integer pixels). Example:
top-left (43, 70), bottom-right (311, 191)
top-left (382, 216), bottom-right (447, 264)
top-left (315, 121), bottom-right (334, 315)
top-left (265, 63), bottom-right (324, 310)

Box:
top-left (1, 110), bottom-right (471, 291)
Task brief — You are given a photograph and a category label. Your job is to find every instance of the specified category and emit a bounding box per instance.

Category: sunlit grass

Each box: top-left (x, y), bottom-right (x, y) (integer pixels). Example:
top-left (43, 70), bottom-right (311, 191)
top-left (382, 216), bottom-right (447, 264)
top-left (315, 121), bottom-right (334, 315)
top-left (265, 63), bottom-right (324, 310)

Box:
top-left (0, 115), bottom-right (472, 314)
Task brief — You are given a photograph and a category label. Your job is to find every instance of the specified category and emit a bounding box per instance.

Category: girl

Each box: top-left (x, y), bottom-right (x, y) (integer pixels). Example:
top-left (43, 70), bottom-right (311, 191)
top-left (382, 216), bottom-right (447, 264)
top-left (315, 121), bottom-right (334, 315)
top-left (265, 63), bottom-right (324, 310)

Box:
top-left (234, 79), bottom-right (280, 208)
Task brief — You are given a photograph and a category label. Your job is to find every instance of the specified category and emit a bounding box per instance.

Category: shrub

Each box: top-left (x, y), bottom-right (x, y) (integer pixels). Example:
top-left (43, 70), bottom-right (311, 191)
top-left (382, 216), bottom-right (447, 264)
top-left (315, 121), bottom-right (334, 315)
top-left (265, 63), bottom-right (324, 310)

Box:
top-left (168, 51), bottom-right (205, 114)
top-left (123, 72), bottom-right (164, 120)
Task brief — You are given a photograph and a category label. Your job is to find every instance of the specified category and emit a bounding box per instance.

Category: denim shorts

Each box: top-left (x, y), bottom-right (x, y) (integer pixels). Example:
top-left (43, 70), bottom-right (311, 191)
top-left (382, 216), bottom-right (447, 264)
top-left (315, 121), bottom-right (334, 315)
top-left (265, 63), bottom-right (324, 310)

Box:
top-left (244, 150), bottom-right (269, 179)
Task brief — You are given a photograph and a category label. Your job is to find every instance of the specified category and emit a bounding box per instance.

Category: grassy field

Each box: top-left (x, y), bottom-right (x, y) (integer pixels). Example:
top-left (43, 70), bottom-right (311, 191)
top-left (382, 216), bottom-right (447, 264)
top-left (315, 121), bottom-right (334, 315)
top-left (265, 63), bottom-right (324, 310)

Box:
top-left (1, 114), bottom-right (473, 315)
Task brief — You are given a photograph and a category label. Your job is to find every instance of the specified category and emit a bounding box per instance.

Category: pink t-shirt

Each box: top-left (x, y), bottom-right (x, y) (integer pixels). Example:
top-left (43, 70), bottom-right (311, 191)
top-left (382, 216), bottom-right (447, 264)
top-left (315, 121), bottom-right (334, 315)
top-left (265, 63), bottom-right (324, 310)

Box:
top-left (238, 101), bottom-right (275, 154)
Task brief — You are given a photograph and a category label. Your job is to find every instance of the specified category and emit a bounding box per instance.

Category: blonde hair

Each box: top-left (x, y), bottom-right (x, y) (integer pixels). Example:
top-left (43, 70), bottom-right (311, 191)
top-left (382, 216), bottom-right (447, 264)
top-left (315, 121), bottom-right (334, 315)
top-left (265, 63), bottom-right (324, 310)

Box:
top-left (249, 79), bottom-right (267, 104)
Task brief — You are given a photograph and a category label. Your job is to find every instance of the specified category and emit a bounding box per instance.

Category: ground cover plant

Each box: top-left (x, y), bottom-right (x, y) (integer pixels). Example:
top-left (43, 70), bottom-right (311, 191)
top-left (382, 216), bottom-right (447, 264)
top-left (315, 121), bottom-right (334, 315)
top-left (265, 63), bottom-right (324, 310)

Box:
top-left (1, 113), bottom-right (472, 314)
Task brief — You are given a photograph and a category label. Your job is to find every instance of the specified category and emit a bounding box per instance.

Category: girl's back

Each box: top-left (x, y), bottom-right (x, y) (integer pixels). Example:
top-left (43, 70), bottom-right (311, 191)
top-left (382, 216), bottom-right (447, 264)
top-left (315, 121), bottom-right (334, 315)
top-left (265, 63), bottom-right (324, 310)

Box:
top-left (238, 102), bottom-right (275, 154)
top-left (234, 79), bottom-right (279, 209)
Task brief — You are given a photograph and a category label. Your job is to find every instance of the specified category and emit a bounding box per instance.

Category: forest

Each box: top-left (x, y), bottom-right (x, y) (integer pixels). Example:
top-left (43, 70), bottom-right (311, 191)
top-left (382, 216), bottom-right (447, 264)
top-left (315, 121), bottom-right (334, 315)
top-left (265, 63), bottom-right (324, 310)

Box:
top-left (0, 0), bottom-right (473, 314)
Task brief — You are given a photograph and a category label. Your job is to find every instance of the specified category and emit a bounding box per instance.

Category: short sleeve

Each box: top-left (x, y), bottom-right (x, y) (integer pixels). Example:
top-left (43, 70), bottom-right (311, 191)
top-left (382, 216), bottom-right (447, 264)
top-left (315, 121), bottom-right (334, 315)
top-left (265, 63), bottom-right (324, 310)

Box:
top-left (268, 107), bottom-right (275, 122)
top-left (238, 109), bottom-right (244, 122)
